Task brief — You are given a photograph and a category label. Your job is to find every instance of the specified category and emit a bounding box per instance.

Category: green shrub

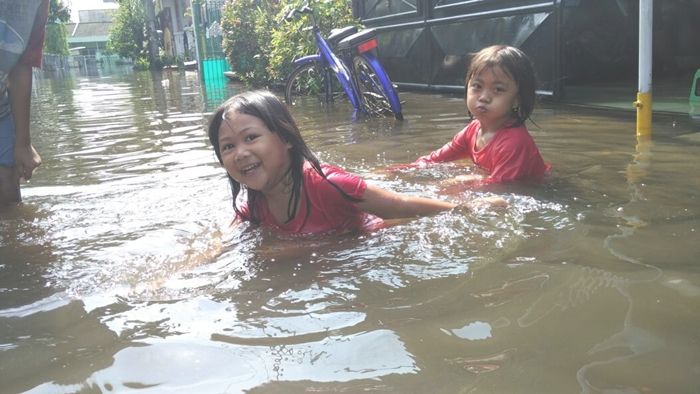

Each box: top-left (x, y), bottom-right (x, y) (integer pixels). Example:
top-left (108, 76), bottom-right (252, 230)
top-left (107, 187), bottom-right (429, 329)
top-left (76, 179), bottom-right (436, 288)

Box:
top-left (267, 0), bottom-right (358, 84)
top-left (44, 22), bottom-right (69, 55)
top-left (221, 0), bottom-right (359, 87)
top-left (221, 0), bottom-right (281, 86)
top-left (134, 57), bottom-right (150, 71)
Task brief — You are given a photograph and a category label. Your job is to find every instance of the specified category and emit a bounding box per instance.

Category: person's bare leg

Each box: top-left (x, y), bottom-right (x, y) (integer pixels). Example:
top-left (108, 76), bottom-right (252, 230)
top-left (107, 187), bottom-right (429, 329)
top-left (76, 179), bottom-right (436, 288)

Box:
top-left (0, 166), bottom-right (21, 205)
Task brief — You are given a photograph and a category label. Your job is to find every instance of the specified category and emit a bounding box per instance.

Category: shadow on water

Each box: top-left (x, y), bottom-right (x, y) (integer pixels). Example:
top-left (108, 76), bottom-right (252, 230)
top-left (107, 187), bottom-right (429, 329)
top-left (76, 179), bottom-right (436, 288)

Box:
top-left (1, 68), bottom-right (699, 393)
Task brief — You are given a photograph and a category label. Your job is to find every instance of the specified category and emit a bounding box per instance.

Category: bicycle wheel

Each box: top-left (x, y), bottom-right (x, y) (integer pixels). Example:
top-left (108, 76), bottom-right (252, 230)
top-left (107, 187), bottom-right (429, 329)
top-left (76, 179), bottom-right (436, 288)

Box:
top-left (284, 62), bottom-right (351, 109)
top-left (353, 54), bottom-right (403, 120)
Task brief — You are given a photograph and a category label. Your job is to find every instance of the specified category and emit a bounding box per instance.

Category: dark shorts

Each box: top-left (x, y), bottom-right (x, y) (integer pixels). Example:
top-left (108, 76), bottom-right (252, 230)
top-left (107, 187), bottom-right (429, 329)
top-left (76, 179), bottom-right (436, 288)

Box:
top-left (0, 112), bottom-right (15, 167)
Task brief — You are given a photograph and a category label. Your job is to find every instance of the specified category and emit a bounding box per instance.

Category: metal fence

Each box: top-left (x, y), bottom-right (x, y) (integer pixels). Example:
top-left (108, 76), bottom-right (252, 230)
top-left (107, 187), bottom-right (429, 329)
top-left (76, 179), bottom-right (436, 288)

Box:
top-left (42, 53), bottom-right (124, 73)
top-left (42, 53), bottom-right (70, 71)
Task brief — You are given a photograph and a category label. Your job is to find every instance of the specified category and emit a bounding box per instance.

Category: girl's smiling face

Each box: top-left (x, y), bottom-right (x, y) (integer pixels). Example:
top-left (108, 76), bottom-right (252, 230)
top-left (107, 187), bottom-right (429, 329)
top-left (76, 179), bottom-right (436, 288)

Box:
top-left (466, 65), bottom-right (520, 132)
top-left (217, 111), bottom-right (293, 196)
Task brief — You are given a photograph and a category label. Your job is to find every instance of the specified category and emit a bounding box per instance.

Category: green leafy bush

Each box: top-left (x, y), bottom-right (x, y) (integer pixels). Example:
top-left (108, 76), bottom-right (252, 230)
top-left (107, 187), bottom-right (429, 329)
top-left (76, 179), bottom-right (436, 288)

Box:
top-left (44, 22), bottom-right (69, 55)
top-left (268, 1), bottom-right (358, 83)
top-left (221, 0), bottom-right (281, 86)
top-left (44, 0), bottom-right (70, 55)
top-left (221, 0), bottom-right (358, 88)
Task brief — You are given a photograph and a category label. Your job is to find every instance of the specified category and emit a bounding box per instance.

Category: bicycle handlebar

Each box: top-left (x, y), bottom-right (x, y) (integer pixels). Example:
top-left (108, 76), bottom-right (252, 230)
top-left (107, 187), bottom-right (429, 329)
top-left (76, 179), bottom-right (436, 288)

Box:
top-left (284, 8), bottom-right (297, 22)
top-left (283, 4), bottom-right (314, 23)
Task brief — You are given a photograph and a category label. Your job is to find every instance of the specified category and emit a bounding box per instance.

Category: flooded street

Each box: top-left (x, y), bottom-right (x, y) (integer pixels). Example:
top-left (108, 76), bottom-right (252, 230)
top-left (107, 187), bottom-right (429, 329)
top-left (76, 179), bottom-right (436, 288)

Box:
top-left (1, 68), bottom-right (699, 393)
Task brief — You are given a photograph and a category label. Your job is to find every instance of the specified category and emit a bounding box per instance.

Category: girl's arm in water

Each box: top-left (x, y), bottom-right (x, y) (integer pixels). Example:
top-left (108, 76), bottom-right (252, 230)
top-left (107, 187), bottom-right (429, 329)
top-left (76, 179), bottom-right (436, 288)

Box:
top-left (357, 184), bottom-right (508, 220)
top-left (356, 184), bottom-right (456, 219)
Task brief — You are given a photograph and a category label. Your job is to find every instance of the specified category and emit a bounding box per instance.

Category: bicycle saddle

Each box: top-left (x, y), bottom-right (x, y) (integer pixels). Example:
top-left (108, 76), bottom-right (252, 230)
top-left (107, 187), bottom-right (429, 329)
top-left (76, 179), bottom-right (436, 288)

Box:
top-left (327, 26), bottom-right (359, 47)
top-left (337, 28), bottom-right (377, 52)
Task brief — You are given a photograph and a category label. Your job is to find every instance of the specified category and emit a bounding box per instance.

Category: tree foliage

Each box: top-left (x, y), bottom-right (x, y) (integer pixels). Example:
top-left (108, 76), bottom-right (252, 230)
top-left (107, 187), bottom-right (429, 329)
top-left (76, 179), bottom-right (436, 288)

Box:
top-left (49, 0), bottom-right (71, 23)
top-left (107, 0), bottom-right (148, 65)
top-left (44, 0), bottom-right (70, 55)
top-left (44, 23), bottom-right (69, 55)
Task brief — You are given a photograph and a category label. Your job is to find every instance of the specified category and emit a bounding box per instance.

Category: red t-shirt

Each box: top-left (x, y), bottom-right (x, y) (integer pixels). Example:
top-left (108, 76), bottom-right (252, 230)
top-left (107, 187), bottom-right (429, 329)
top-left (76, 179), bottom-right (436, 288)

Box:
top-left (415, 120), bottom-right (549, 184)
top-left (239, 163), bottom-right (384, 236)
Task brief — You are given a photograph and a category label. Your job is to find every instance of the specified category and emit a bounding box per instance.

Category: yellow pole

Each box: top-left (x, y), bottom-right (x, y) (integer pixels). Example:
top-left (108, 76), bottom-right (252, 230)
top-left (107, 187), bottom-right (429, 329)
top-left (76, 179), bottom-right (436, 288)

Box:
top-left (635, 0), bottom-right (653, 136)
top-left (635, 92), bottom-right (652, 135)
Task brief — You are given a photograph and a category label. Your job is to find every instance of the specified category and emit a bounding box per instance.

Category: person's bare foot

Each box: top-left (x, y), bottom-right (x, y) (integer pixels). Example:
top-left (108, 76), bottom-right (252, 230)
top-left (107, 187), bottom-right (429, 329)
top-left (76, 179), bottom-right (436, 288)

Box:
top-left (0, 165), bottom-right (21, 205)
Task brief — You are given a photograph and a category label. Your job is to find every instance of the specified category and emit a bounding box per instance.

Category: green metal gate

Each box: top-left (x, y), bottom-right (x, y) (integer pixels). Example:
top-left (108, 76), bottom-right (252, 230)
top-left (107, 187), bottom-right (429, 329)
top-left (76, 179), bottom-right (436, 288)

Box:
top-left (192, 0), bottom-right (230, 80)
top-left (192, 0), bottom-right (231, 107)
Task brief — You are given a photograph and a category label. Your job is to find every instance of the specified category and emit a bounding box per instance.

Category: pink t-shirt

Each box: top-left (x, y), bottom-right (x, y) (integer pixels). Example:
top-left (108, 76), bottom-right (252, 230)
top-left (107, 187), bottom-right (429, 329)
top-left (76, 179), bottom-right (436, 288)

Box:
top-left (239, 163), bottom-right (384, 235)
top-left (415, 120), bottom-right (549, 184)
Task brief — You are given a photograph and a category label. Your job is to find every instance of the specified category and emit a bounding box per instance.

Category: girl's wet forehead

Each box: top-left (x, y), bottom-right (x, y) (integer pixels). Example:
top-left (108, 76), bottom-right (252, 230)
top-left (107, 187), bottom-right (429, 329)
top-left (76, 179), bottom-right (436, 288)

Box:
top-left (220, 110), bottom-right (258, 131)
top-left (218, 110), bottom-right (251, 140)
top-left (218, 110), bottom-right (277, 143)
top-left (471, 65), bottom-right (514, 83)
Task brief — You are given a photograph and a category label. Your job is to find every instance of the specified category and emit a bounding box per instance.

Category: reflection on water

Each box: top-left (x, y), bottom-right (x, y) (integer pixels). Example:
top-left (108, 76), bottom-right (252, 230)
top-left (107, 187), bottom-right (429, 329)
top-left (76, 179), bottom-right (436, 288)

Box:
top-left (1, 68), bottom-right (699, 393)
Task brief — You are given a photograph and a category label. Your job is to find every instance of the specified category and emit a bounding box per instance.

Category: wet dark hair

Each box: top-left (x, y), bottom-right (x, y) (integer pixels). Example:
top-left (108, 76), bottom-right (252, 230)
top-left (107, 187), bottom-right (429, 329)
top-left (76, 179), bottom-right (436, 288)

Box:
top-left (464, 45), bottom-right (537, 126)
top-left (208, 90), bottom-right (358, 227)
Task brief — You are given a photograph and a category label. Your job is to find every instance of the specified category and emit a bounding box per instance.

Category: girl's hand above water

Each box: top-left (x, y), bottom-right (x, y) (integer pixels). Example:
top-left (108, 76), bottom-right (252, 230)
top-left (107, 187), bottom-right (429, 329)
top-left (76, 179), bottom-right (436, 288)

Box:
top-left (441, 174), bottom-right (484, 186)
top-left (381, 162), bottom-right (424, 174)
top-left (357, 184), bottom-right (457, 219)
top-left (439, 174), bottom-right (488, 195)
top-left (464, 195), bottom-right (508, 211)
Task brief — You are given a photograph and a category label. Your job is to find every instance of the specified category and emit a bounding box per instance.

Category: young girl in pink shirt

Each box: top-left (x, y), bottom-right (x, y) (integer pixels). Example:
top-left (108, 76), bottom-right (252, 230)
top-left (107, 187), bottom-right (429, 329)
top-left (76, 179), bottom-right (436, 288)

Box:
top-left (414, 45), bottom-right (549, 186)
top-left (208, 90), bottom-right (504, 236)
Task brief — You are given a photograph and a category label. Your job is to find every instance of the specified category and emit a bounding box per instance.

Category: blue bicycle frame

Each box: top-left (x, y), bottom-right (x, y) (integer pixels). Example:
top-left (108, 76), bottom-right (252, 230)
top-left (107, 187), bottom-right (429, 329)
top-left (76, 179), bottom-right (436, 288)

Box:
top-left (284, 3), bottom-right (402, 119)
top-left (290, 28), bottom-right (362, 110)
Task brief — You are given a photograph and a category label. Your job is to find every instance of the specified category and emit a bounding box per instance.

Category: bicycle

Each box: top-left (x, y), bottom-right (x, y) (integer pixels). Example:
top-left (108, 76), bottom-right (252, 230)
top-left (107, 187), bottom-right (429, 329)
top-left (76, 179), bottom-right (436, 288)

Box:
top-left (283, 3), bottom-right (403, 120)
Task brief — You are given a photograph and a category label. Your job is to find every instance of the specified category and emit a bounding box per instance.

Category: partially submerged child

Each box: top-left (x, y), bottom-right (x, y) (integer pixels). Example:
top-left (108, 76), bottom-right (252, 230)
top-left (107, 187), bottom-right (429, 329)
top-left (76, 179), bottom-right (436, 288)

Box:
top-left (208, 90), bottom-right (505, 236)
top-left (411, 45), bottom-right (549, 187)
